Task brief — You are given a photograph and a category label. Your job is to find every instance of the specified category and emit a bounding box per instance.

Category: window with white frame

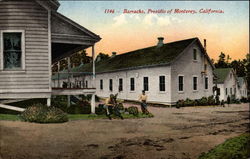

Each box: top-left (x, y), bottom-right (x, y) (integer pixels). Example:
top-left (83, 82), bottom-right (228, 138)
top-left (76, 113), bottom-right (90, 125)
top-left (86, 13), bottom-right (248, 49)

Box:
top-left (118, 78), bottom-right (123, 92)
top-left (100, 79), bottom-right (103, 90)
top-left (178, 75), bottom-right (184, 91)
top-left (130, 78), bottom-right (135, 91)
top-left (1, 31), bottom-right (25, 70)
top-left (226, 88), bottom-right (228, 95)
top-left (205, 77), bottom-right (208, 89)
top-left (159, 76), bottom-right (165, 92)
top-left (143, 77), bottom-right (149, 91)
top-left (193, 49), bottom-right (197, 61)
top-left (193, 76), bottom-right (198, 91)
top-left (109, 79), bottom-right (113, 91)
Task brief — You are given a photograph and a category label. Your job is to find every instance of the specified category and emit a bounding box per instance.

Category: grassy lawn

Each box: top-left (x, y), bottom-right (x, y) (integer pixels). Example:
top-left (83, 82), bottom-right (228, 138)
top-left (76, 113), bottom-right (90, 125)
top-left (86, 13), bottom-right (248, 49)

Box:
top-left (0, 114), bottom-right (21, 121)
top-left (0, 113), bottom-right (153, 121)
top-left (199, 133), bottom-right (250, 159)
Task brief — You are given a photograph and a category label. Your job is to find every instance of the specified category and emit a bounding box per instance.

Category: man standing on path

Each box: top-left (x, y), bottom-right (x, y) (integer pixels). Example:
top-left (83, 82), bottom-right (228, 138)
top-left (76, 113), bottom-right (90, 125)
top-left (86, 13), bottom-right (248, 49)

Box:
top-left (139, 90), bottom-right (149, 114)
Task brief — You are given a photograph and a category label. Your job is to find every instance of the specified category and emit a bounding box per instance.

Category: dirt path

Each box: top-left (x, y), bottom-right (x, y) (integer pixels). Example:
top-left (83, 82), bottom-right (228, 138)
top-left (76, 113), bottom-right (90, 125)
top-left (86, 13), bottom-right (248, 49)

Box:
top-left (0, 104), bottom-right (249, 159)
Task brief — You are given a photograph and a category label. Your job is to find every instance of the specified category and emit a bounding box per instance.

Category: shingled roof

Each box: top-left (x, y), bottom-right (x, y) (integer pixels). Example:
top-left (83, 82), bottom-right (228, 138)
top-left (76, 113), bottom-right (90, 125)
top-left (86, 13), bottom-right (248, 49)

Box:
top-left (52, 37), bottom-right (209, 80)
top-left (83, 37), bottom-right (198, 73)
top-left (214, 68), bottom-right (233, 84)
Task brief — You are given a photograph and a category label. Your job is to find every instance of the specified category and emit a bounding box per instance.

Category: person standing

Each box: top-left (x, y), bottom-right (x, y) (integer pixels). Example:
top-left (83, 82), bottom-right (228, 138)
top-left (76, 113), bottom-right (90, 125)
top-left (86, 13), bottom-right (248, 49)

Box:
top-left (139, 90), bottom-right (149, 114)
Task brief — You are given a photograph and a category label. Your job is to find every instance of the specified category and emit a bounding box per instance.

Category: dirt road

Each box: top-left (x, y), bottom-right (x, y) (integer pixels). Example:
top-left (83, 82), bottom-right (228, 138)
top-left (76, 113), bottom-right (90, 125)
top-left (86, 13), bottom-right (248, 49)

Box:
top-left (0, 104), bottom-right (249, 159)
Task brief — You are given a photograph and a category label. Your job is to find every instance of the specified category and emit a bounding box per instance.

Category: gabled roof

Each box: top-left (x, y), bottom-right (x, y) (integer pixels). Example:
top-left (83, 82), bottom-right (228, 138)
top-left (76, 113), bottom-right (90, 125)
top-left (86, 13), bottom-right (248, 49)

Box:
top-left (80, 38), bottom-right (200, 73)
top-left (214, 68), bottom-right (233, 84)
top-left (52, 37), bottom-right (214, 80)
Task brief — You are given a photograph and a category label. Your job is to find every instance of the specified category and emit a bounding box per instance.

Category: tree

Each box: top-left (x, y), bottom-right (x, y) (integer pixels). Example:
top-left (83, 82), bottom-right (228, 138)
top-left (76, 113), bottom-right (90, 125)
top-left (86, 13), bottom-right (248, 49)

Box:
top-left (96, 52), bottom-right (110, 62)
top-left (214, 52), bottom-right (229, 68)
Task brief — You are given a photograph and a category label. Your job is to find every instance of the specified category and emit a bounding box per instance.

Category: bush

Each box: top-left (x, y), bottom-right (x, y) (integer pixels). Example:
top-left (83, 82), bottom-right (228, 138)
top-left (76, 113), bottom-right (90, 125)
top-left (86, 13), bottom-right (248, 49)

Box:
top-left (20, 104), bottom-right (68, 123)
top-left (197, 97), bottom-right (208, 106)
top-left (95, 104), bottom-right (106, 115)
top-left (185, 98), bottom-right (196, 106)
top-left (176, 99), bottom-right (185, 108)
top-left (127, 106), bottom-right (139, 116)
top-left (207, 96), bottom-right (216, 105)
top-left (240, 97), bottom-right (249, 103)
top-left (67, 100), bottom-right (91, 114)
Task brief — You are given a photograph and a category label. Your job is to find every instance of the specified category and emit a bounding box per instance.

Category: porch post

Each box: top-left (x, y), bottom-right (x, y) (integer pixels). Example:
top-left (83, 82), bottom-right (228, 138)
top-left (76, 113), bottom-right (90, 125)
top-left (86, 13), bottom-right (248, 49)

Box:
top-left (91, 44), bottom-right (96, 114)
top-left (57, 61), bottom-right (60, 87)
top-left (67, 57), bottom-right (71, 107)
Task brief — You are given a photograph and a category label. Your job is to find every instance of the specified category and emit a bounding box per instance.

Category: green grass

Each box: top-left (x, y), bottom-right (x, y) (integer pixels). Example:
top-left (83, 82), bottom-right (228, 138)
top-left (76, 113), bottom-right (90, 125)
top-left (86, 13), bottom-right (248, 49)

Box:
top-left (199, 133), bottom-right (250, 159)
top-left (0, 113), bottom-right (153, 121)
top-left (0, 114), bottom-right (21, 121)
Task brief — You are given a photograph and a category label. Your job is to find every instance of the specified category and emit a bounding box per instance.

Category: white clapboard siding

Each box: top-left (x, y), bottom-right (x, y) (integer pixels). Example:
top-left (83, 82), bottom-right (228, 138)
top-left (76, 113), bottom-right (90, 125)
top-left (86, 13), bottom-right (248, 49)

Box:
top-left (0, 0), bottom-right (50, 96)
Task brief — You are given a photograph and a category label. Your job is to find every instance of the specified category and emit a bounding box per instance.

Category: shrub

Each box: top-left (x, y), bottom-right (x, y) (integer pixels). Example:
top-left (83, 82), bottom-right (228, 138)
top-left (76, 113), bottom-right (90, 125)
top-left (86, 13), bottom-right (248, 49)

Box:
top-left (185, 98), bottom-right (195, 106)
top-left (95, 104), bottom-right (106, 115)
top-left (240, 97), bottom-right (248, 103)
top-left (20, 104), bottom-right (68, 123)
top-left (67, 100), bottom-right (91, 114)
top-left (197, 97), bottom-right (208, 106)
top-left (176, 99), bottom-right (185, 108)
top-left (127, 106), bottom-right (139, 116)
top-left (207, 96), bottom-right (216, 105)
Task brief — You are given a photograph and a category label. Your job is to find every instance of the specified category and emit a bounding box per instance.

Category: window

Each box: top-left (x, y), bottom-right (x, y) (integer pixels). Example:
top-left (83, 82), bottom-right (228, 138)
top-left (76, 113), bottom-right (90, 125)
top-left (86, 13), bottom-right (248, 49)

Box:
top-left (85, 80), bottom-right (88, 88)
top-left (130, 78), bottom-right (135, 91)
top-left (204, 64), bottom-right (207, 71)
top-left (230, 88), bottom-right (232, 95)
top-left (143, 77), bottom-right (149, 91)
top-left (159, 76), bottom-right (165, 92)
top-left (118, 78), bottom-right (123, 92)
top-left (100, 79), bottom-right (103, 90)
top-left (178, 76), bottom-right (184, 91)
top-left (193, 76), bottom-right (198, 91)
top-left (226, 88), bottom-right (228, 95)
top-left (205, 77), bottom-right (208, 89)
top-left (193, 49), bottom-right (197, 60)
top-left (109, 79), bottom-right (113, 91)
top-left (1, 31), bottom-right (25, 70)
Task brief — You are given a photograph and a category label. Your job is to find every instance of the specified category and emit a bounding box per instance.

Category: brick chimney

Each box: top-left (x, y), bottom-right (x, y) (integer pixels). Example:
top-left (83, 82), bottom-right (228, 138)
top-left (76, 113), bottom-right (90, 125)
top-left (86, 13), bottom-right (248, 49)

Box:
top-left (157, 37), bottom-right (164, 48)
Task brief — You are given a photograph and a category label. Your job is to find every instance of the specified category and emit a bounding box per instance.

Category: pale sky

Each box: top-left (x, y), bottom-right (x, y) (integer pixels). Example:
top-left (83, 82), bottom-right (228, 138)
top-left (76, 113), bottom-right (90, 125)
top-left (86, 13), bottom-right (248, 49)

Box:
top-left (58, 1), bottom-right (249, 61)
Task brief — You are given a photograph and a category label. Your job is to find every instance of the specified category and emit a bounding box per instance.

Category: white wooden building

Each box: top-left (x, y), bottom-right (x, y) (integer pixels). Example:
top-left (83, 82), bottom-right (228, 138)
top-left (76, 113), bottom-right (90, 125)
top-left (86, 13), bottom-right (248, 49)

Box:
top-left (213, 68), bottom-right (248, 101)
top-left (0, 0), bottom-right (100, 113)
top-left (53, 37), bottom-right (215, 105)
